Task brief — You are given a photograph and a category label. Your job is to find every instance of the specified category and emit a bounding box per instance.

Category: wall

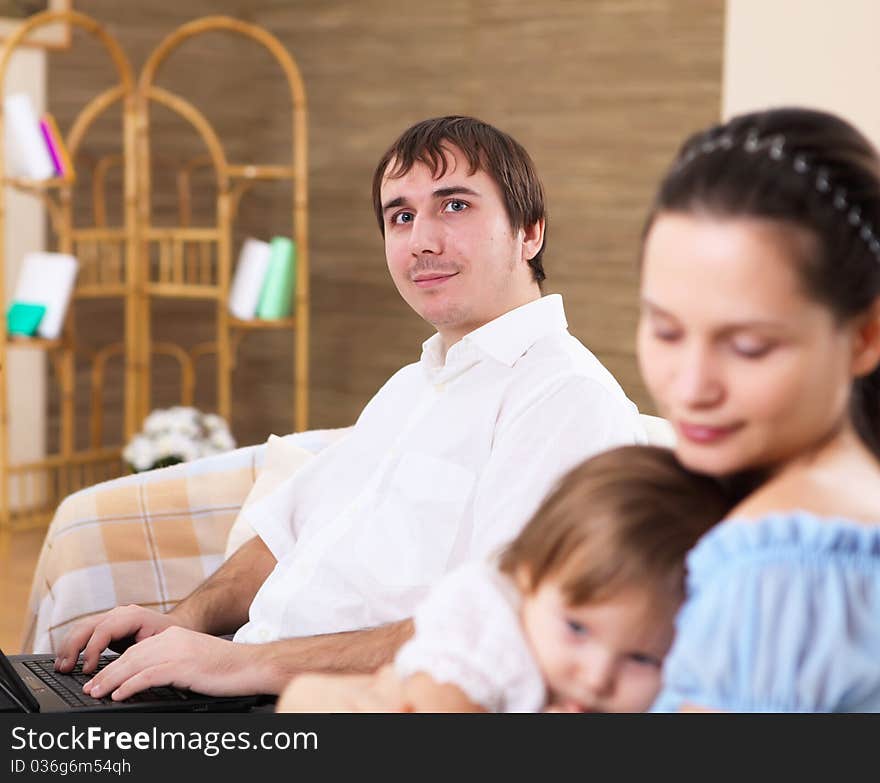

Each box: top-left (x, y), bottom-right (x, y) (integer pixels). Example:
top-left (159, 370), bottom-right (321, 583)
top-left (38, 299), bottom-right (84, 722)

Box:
top-left (5, 47), bottom-right (47, 502)
top-left (724, 0), bottom-right (880, 144)
top-left (46, 0), bottom-right (724, 447)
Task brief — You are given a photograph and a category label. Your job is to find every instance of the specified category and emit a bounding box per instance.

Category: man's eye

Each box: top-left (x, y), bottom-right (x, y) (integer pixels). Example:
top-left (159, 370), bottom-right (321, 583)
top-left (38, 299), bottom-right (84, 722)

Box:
top-left (566, 619), bottom-right (587, 636)
top-left (392, 211), bottom-right (414, 225)
top-left (443, 200), bottom-right (468, 213)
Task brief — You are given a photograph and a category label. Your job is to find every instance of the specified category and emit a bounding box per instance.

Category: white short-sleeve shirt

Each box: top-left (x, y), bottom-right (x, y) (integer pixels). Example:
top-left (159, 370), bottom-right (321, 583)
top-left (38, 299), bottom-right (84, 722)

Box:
top-left (234, 294), bottom-right (643, 643)
top-left (395, 561), bottom-right (546, 712)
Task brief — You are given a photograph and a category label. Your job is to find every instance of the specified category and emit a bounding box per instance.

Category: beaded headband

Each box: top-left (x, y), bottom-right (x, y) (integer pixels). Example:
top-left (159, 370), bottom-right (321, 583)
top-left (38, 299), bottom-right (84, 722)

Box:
top-left (676, 128), bottom-right (880, 261)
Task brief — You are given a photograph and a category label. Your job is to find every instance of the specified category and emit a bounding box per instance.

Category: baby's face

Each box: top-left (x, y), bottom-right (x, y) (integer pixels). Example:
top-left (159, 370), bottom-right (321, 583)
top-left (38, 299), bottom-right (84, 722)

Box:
top-left (519, 579), bottom-right (678, 712)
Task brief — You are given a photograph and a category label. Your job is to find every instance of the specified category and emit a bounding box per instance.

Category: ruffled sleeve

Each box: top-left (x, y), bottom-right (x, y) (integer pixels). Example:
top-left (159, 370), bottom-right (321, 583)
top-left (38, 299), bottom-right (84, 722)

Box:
top-left (394, 562), bottom-right (546, 712)
top-left (652, 513), bottom-right (880, 713)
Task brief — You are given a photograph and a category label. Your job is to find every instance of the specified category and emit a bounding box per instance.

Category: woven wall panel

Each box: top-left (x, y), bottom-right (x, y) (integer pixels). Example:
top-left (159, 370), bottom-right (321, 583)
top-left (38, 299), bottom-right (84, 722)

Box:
top-left (48, 0), bottom-right (723, 447)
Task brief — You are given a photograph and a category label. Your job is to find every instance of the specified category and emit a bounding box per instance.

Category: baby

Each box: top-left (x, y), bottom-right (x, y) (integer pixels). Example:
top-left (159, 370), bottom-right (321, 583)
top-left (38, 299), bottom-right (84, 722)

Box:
top-left (277, 445), bottom-right (731, 712)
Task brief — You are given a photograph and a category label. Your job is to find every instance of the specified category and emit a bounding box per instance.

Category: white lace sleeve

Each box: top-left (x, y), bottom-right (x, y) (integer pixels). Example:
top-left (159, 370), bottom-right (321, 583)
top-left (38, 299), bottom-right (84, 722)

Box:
top-left (394, 562), bottom-right (546, 712)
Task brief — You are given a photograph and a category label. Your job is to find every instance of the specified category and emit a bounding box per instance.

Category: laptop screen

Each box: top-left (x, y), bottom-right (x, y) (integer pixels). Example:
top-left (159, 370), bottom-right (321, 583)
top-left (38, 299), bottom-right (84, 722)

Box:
top-left (0, 648), bottom-right (39, 712)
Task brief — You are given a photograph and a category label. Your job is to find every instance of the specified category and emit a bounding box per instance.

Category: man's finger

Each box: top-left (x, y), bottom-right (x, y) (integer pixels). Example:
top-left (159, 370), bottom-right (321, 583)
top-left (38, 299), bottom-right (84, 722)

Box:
top-left (54, 614), bottom-right (112, 672)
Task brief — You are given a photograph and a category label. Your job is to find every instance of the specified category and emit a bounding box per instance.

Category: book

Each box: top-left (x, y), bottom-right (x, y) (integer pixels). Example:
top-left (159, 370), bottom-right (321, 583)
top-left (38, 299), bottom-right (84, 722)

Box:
top-left (6, 302), bottom-right (46, 337)
top-left (39, 113), bottom-right (74, 181)
top-left (4, 93), bottom-right (55, 180)
top-left (11, 252), bottom-right (79, 339)
top-left (256, 237), bottom-right (296, 319)
top-left (228, 237), bottom-right (272, 320)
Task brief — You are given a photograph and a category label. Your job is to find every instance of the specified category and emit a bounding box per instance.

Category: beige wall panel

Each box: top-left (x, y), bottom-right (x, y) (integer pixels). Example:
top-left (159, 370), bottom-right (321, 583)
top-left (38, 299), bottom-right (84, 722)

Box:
top-left (49, 0), bottom-right (723, 446)
top-left (724, 0), bottom-right (880, 145)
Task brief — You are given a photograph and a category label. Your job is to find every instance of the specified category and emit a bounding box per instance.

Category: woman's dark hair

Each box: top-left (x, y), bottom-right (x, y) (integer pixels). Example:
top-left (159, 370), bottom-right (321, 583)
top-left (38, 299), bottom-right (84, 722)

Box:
top-left (643, 107), bottom-right (880, 459)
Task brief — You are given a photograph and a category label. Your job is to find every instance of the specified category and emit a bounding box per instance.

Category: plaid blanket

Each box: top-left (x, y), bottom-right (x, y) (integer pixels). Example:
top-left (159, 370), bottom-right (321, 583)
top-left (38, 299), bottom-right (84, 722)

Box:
top-left (21, 444), bottom-right (264, 653)
top-left (22, 427), bottom-right (348, 654)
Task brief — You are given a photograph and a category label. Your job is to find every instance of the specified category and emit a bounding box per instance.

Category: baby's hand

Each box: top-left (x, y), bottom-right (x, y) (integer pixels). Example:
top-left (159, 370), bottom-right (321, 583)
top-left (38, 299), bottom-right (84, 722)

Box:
top-left (351, 665), bottom-right (412, 713)
top-left (276, 672), bottom-right (376, 713)
top-left (544, 700), bottom-right (586, 713)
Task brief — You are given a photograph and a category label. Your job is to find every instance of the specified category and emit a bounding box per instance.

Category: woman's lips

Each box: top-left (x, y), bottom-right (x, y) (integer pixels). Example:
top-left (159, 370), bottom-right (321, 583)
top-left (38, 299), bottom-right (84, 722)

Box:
top-left (677, 421), bottom-right (742, 445)
top-left (412, 272), bottom-right (458, 288)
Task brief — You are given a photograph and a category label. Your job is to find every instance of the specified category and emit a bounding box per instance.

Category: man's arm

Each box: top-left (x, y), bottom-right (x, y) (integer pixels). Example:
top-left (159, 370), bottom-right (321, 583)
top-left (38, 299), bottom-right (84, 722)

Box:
top-left (168, 535), bottom-right (277, 635)
top-left (56, 535), bottom-right (277, 673)
top-left (82, 619), bottom-right (414, 700)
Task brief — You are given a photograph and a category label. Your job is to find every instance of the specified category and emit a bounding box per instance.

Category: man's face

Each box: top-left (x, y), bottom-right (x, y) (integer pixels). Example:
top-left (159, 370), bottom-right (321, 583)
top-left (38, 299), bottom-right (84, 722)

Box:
top-left (379, 145), bottom-right (543, 349)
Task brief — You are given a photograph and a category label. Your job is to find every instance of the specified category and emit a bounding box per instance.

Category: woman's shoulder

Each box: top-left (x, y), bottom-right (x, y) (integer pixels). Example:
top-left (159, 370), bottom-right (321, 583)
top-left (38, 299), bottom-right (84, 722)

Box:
top-left (729, 440), bottom-right (880, 526)
top-left (687, 511), bottom-right (880, 587)
top-left (657, 510), bottom-right (880, 712)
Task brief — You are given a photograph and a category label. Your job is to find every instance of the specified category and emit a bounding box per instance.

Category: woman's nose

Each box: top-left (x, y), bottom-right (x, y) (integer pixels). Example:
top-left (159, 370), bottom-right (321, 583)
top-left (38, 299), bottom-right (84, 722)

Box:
top-left (672, 346), bottom-right (725, 408)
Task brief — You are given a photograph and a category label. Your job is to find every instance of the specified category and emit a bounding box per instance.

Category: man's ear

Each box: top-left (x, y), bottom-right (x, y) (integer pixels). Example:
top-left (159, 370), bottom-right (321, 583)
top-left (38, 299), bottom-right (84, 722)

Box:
top-left (520, 218), bottom-right (546, 264)
top-left (851, 298), bottom-right (880, 377)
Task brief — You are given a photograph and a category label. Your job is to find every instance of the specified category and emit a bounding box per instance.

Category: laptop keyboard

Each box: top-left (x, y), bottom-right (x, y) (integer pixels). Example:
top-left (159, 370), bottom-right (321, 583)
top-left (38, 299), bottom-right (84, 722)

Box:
top-left (22, 658), bottom-right (192, 708)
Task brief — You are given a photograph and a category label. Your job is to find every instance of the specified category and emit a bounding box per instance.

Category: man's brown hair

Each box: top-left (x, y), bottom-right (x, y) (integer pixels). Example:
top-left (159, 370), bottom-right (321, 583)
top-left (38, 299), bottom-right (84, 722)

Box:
top-left (499, 445), bottom-right (732, 605)
top-left (372, 115), bottom-right (548, 284)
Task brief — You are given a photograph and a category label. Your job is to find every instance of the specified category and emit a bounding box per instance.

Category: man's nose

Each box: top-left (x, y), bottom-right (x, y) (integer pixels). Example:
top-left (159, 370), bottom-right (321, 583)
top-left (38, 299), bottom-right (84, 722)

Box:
top-left (408, 214), bottom-right (443, 255)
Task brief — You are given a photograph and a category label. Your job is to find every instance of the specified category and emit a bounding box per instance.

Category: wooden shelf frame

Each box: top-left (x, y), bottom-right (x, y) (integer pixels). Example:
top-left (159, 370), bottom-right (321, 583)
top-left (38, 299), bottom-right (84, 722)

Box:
top-left (0, 10), bottom-right (309, 532)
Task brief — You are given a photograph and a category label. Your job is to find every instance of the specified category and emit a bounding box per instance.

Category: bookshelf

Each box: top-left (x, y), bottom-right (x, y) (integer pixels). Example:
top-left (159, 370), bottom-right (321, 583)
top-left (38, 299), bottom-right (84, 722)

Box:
top-left (0, 10), bottom-right (309, 532)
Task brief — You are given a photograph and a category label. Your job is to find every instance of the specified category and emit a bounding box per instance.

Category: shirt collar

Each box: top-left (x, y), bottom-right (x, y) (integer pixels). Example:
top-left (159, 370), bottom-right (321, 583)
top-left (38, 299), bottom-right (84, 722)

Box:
top-left (420, 294), bottom-right (569, 373)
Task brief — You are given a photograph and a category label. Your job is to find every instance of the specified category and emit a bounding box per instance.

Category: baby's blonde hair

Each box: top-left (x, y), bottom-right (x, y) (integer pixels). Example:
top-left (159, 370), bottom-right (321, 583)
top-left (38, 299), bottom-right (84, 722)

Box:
top-left (499, 445), bottom-right (732, 605)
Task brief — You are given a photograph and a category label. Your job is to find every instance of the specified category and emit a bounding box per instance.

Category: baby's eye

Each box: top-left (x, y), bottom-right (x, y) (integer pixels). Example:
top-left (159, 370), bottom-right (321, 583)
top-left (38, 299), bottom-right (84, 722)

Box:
top-left (392, 211), bottom-right (414, 225)
top-left (565, 619), bottom-right (587, 636)
top-left (443, 199), bottom-right (468, 213)
top-left (628, 652), bottom-right (662, 668)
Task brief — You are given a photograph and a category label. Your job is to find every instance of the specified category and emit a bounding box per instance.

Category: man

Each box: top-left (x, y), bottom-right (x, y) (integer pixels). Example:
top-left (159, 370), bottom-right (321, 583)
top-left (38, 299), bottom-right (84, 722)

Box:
top-left (56, 116), bottom-right (643, 700)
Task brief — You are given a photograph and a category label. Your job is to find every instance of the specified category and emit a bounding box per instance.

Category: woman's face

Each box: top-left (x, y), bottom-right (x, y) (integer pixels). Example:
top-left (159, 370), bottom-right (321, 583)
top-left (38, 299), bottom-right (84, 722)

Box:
top-left (638, 212), bottom-right (857, 477)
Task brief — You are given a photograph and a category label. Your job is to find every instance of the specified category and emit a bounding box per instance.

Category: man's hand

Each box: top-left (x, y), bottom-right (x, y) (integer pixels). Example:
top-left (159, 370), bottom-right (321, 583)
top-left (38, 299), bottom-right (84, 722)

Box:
top-left (80, 627), bottom-right (258, 700)
top-left (55, 605), bottom-right (186, 674)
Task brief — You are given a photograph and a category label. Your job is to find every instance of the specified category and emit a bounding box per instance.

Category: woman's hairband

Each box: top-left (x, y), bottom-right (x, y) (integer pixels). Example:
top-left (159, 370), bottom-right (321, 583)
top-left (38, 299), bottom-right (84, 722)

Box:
top-left (677, 128), bottom-right (880, 261)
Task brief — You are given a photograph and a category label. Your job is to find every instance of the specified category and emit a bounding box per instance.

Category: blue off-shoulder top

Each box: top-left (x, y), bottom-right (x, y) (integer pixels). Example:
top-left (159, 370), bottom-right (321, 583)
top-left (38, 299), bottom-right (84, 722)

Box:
top-left (651, 512), bottom-right (880, 713)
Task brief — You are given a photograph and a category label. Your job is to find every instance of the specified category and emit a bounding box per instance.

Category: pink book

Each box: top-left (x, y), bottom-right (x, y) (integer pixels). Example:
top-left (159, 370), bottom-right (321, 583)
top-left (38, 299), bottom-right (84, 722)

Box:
top-left (39, 118), bottom-right (64, 177)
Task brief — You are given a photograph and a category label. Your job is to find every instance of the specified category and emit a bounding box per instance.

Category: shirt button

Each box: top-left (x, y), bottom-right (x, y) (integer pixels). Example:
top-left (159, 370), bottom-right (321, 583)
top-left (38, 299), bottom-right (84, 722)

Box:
top-left (258, 628), bottom-right (270, 642)
top-left (435, 382), bottom-right (446, 392)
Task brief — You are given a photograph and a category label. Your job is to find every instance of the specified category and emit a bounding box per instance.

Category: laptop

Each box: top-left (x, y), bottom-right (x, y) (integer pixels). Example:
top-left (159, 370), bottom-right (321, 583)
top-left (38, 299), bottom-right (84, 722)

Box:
top-left (0, 648), bottom-right (262, 713)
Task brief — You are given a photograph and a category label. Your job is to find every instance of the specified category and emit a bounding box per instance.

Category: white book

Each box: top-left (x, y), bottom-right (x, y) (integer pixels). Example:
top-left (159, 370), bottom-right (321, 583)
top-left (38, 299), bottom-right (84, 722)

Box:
top-left (12, 252), bottom-right (79, 339)
top-left (4, 93), bottom-right (55, 180)
top-left (228, 237), bottom-right (271, 320)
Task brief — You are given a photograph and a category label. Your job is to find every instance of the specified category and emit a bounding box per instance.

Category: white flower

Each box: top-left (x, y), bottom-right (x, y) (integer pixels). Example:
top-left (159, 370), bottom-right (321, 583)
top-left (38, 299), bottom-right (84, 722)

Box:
top-left (126, 407), bottom-right (236, 472)
top-left (123, 434), bottom-right (157, 472)
top-left (209, 429), bottom-right (236, 452)
top-left (202, 413), bottom-right (226, 433)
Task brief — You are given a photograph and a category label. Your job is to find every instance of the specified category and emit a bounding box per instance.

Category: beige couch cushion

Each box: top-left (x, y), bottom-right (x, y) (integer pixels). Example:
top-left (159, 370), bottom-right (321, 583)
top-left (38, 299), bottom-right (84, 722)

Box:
top-left (223, 434), bottom-right (315, 559)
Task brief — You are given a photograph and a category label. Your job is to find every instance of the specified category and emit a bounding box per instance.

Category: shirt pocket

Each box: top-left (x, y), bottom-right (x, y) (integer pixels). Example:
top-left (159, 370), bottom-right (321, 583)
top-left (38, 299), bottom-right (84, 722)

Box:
top-left (357, 451), bottom-right (476, 589)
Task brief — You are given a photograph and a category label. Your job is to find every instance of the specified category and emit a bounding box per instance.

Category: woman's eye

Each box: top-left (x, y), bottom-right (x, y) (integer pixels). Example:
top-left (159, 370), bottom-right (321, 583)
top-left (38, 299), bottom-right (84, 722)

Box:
top-left (443, 200), bottom-right (468, 213)
top-left (652, 329), bottom-right (681, 342)
top-left (566, 619), bottom-right (587, 636)
top-left (392, 211), bottom-right (414, 225)
top-left (732, 341), bottom-right (772, 359)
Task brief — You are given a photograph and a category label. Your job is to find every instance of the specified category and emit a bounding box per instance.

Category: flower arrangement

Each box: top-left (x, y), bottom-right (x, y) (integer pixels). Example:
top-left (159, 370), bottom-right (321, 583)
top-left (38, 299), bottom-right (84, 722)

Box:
top-left (123, 406), bottom-right (237, 472)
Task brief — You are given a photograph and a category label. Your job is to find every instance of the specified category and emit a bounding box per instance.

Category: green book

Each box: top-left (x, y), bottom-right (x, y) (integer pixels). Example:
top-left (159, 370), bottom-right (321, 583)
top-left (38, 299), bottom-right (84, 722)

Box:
top-left (6, 301), bottom-right (46, 336)
top-left (256, 236), bottom-right (296, 319)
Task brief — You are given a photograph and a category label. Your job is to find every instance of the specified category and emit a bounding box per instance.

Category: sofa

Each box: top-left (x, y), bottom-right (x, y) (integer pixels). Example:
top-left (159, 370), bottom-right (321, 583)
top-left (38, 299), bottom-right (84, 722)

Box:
top-left (21, 416), bottom-right (674, 654)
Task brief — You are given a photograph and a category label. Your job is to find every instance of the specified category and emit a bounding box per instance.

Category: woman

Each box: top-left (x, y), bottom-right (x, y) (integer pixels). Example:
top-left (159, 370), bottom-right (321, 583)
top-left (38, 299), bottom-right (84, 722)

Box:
top-left (638, 107), bottom-right (880, 711)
